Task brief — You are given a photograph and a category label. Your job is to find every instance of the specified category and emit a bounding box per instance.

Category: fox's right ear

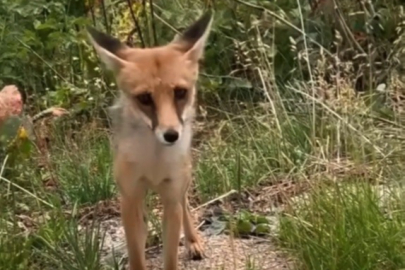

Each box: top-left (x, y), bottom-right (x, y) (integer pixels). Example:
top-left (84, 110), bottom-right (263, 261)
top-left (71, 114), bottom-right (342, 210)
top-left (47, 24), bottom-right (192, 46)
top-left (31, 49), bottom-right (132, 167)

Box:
top-left (86, 26), bottom-right (128, 72)
top-left (171, 11), bottom-right (213, 62)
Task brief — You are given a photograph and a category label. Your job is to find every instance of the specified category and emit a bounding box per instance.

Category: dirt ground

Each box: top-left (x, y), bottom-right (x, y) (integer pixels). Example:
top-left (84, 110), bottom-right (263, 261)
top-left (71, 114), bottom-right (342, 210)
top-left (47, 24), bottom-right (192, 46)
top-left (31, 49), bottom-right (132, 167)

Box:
top-left (94, 183), bottom-right (298, 270)
top-left (145, 234), bottom-right (292, 270)
top-left (98, 217), bottom-right (293, 270)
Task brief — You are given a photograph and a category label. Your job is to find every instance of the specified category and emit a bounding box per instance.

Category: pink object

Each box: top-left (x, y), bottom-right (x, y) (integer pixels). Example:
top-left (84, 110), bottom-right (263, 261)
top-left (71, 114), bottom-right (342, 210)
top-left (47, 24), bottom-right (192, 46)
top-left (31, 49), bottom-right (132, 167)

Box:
top-left (0, 85), bottom-right (23, 127)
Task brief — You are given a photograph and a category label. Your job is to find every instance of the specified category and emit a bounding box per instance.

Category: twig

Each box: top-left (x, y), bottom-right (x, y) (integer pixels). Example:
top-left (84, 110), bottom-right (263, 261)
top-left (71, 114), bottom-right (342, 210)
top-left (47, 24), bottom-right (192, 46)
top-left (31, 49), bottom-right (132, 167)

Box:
top-left (192, 189), bottom-right (237, 212)
top-left (126, 0), bottom-right (145, 48)
top-left (100, 0), bottom-right (110, 33)
top-left (0, 176), bottom-right (55, 209)
top-left (15, 38), bottom-right (87, 93)
top-left (32, 107), bottom-right (69, 123)
top-left (1, 155), bottom-right (10, 194)
top-left (16, 38), bottom-right (70, 85)
top-left (149, 0), bottom-right (158, 46)
top-left (141, 0), bottom-right (149, 45)
top-left (126, 28), bottom-right (138, 46)
top-left (152, 12), bottom-right (180, 34)
top-left (89, 2), bottom-right (96, 26)
top-left (332, 0), bottom-right (365, 54)
top-left (151, 4), bottom-right (181, 34)
top-left (0, 155), bottom-right (6, 175)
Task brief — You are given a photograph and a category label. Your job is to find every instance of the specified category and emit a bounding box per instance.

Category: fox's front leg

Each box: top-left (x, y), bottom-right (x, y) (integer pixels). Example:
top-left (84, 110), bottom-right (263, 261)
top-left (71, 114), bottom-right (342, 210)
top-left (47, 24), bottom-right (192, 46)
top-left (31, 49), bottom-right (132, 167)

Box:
top-left (114, 156), bottom-right (147, 270)
top-left (121, 194), bottom-right (147, 270)
top-left (182, 195), bottom-right (204, 259)
top-left (161, 199), bottom-right (183, 270)
top-left (157, 180), bottom-right (184, 270)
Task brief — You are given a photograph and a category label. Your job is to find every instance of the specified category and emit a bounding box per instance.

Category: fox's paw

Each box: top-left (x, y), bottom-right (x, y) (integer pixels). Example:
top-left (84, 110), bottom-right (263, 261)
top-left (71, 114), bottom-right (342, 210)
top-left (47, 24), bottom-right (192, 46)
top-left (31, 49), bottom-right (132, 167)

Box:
top-left (186, 238), bottom-right (204, 260)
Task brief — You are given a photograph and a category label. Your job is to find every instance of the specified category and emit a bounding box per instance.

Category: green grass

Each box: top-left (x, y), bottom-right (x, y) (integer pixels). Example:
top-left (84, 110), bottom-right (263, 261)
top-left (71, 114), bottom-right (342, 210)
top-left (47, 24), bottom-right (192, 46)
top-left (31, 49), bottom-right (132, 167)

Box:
top-left (279, 182), bottom-right (405, 270)
top-left (51, 132), bottom-right (115, 205)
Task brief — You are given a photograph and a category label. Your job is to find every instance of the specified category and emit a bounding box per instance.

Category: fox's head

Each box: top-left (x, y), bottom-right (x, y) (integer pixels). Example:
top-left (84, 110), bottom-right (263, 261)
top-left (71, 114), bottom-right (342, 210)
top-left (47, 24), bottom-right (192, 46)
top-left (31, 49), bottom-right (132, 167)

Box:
top-left (87, 12), bottom-right (213, 146)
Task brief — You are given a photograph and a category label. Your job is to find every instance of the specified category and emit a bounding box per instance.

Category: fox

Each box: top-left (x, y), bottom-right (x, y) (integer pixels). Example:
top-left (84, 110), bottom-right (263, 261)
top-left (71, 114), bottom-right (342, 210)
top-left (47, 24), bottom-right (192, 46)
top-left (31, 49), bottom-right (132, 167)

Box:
top-left (86, 11), bottom-right (213, 270)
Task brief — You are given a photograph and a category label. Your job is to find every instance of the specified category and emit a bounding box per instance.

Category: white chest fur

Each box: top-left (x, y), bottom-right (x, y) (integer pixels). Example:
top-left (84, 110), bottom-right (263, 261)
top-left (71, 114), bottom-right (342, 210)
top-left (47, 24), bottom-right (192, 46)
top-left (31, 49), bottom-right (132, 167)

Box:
top-left (112, 120), bottom-right (193, 188)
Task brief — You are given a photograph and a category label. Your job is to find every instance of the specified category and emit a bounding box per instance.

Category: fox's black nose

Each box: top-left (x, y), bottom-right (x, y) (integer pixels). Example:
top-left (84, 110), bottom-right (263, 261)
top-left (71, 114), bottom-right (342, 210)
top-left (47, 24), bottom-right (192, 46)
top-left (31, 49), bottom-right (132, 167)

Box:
top-left (163, 129), bottom-right (179, 143)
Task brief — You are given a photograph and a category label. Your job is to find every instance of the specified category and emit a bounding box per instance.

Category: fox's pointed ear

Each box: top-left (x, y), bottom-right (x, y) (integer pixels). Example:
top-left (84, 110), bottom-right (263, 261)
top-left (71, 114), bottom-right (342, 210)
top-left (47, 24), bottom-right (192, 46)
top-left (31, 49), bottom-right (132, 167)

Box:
top-left (172, 11), bottom-right (213, 62)
top-left (86, 26), bottom-right (128, 72)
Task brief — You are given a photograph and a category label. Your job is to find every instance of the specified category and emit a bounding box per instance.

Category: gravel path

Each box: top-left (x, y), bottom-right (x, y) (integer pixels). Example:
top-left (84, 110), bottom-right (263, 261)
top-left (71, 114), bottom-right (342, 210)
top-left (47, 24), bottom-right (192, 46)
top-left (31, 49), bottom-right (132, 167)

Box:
top-left (99, 216), bottom-right (293, 270)
top-left (146, 234), bottom-right (292, 270)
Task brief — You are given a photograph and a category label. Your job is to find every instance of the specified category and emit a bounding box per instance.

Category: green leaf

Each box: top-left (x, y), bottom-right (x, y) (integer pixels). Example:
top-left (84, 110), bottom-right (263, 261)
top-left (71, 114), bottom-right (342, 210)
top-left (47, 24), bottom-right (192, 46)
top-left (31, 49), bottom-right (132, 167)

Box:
top-left (234, 219), bottom-right (254, 235)
top-left (253, 223), bottom-right (271, 235)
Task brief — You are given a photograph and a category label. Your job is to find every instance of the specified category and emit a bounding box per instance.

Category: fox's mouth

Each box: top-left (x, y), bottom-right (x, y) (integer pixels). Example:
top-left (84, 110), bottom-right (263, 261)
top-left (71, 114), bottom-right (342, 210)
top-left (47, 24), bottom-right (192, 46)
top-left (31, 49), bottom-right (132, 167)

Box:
top-left (163, 142), bottom-right (176, 147)
top-left (159, 139), bottom-right (178, 147)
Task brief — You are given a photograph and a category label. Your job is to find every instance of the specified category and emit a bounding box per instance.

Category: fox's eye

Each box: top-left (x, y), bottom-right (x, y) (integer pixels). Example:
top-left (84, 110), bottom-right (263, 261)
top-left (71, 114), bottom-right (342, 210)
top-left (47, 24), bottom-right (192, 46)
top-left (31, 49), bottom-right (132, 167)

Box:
top-left (136, 92), bottom-right (153, 106)
top-left (174, 87), bottom-right (188, 100)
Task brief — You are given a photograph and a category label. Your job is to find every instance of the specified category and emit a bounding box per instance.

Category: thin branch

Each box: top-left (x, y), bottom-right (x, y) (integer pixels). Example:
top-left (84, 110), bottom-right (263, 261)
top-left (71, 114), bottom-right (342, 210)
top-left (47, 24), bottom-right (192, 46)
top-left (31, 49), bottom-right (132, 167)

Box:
top-left (0, 175), bottom-right (55, 209)
top-left (142, 0), bottom-right (150, 46)
top-left (192, 189), bottom-right (237, 212)
top-left (126, 0), bottom-right (146, 48)
top-left (88, 1), bottom-right (96, 26)
top-left (100, 0), bottom-right (110, 33)
top-left (332, 0), bottom-right (365, 54)
top-left (150, 8), bottom-right (180, 34)
top-left (149, 0), bottom-right (158, 46)
top-left (16, 38), bottom-right (70, 85)
top-left (125, 28), bottom-right (138, 46)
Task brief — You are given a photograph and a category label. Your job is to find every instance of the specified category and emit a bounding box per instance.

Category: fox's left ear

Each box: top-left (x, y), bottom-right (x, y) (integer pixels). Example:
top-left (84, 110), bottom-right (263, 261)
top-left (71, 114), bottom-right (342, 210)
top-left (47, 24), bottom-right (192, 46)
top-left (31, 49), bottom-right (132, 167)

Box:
top-left (172, 11), bottom-right (213, 62)
top-left (86, 26), bottom-right (129, 73)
